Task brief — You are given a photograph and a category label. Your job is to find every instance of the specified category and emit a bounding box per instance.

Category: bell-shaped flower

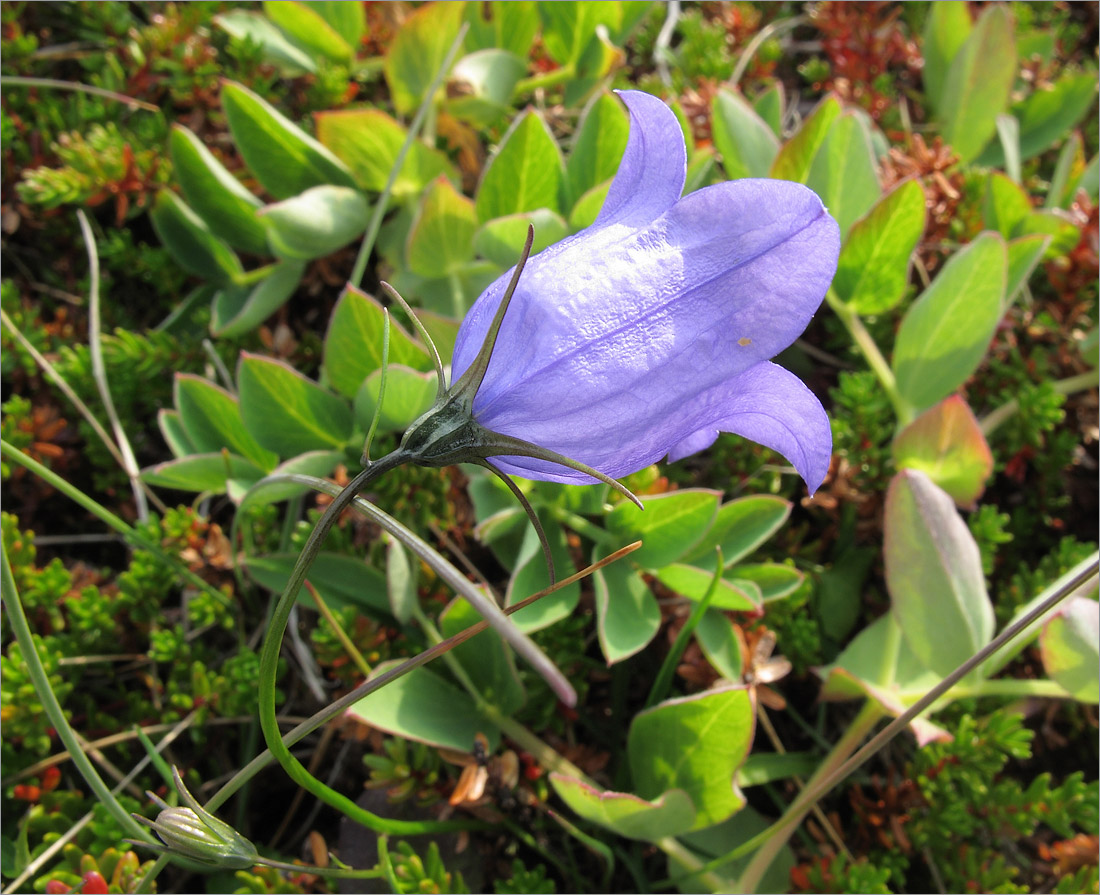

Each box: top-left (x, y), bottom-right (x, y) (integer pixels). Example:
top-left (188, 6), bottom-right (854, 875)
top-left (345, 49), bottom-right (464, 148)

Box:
top-left (448, 90), bottom-right (840, 493)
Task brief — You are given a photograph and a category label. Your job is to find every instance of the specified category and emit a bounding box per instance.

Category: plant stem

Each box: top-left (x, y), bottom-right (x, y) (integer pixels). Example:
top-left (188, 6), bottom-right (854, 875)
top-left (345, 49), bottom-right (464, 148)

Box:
top-left (980, 367), bottom-right (1100, 435)
top-left (825, 289), bottom-right (914, 424)
top-left (515, 65), bottom-right (575, 96)
top-left (0, 543), bottom-right (154, 847)
top-left (256, 453), bottom-right (476, 834)
top-left (735, 702), bottom-right (884, 893)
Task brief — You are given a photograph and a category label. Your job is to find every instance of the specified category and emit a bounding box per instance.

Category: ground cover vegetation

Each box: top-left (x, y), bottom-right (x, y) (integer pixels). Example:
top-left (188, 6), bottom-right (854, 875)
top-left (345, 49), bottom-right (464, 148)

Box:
top-left (1, 2), bottom-right (1097, 893)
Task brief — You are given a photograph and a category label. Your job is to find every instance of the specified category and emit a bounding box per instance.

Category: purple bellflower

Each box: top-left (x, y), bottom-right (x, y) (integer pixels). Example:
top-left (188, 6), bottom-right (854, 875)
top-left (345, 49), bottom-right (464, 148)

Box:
top-left (374, 90), bottom-right (839, 578)
top-left (443, 90), bottom-right (840, 493)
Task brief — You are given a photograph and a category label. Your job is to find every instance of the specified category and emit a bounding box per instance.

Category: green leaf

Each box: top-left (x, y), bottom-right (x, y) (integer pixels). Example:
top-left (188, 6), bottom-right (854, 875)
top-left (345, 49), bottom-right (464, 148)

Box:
top-left (245, 551), bottom-right (389, 614)
top-left (654, 565), bottom-right (760, 612)
top-left (315, 109), bottom-right (457, 199)
top-left (711, 88), bottom-right (780, 181)
top-left (770, 94), bottom-right (842, 183)
top-left (323, 286), bottom-right (432, 399)
top-left (406, 177), bottom-right (477, 278)
top-left (568, 180), bottom-right (613, 232)
top-left (681, 495), bottom-right (792, 568)
top-left (473, 209), bottom-right (568, 267)
top-left (628, 687), bottom-right (754, 830)
top-left (262, 1), bottom-right (353, 63)
top-left (169, 125), bottom-right (268, 255)
top-left (593, 557), bottom-right (660, 664)
top-left (235, 451), bottom-right (343, 508)
top-left (805, 112), bottom-right (881, 239)
top-left (538, 1), bottom-right (600, 65)
top-left (383, 1), bottom-right (465, 115)
top-left (884, 469), bottom-right (993, 678)
top-left (214, 10), bottom-right (317, 75)
top-left (175, 374), bottom-right (278, 470)
top-left (977, 71), bottom-right (1099, 166)
top-left (753, 83), bottom-right (785, 137)
top-left (892, 395), bottom-right (993, 509)
top-left (1040, 597), bottom-right (1099, 703)
top-left (384, 535), bottom-right (416, 625)
top-left (550, 775), bottom-right (696, 842)
top-left (221, 80), bottom-right (357, 200)
top-left (694, 610), bottom-right (742, 681)
top-left (348, 661), bottom-right (501, 752)
top-left (1013, 209), bottom-right (1080, 258)
top-left (937, 4), bottom-right (1016, 164)
top-left (921, 0), bottom-right (972, 114)
top-left (893, 232), bottom-right (1007, 414)
top-left (149, 190), bottom-right (243, 284)
top-left (237, 352), bottom-right (353, 456)
top-left (564, 92), bottom-right (629, 211)
top-left (606, 490), bottom-right (721, 570)
top-left (505, 510), bottom-right (578, 632)
top-left (475, 110), bottom-right (564, 222)
top-left (730, 563), bottom-right (804, 602)
top-left (353, 365), bottom-right (437, 434)
top-left (259, 185), bottom-right (369, 260)
top-left (817, 614), bottom-right (950, 745)
top-left (308, 1), bottom-right (365, 50)
top-left (982, 172), bottom-right (1032, 237)
top-left (834, 179), bottom-right (925, 315)
top-left (158, 409), bottom-right (193, 459)
top-left (463, 1), bottom-right (539, 57)
top-left (210, 260), bottom-right (306, 338)
top-left (440, 597), bottom-right (526, 715)
top-left (141, 453), bottom-right (264, 494)
top-left (447, 49), bottom-right (527, 126)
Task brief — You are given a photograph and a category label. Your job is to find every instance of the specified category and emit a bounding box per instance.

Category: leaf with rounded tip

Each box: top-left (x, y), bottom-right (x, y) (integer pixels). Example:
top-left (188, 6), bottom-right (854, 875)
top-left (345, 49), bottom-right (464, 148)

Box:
top-left (149, 191), bottom-right (243, 284)
top-left (805, 112), bottom-right (881, 239)
top-left (938, 4), bottom-right (1016, 163)
top-left (141, 453), bottom-right (264, 494)
top-left (505, 510), bottom-right (578, 633)
top-left (921, 1), bottom-right (971, 115)
top-left (655, 564), bottom-right (760, 612)
top-left (211, 260), bottom-right (306, 338)
top-left (353, 366), bottom-right (437, 434)
top-left (259, 185), bottom-right (369, 261)
top-left (473, 209), bottom-right (568, 267)
top-left (175, 374), bottom-right (278, 470)
top-left (681, 495), bottom-right (791, 568)
top-left (262, 1), bottom-right (353, 63)
top-left (550, 775), bottom-right (697, 841)
top-left (447, 49), bottom-right (527, 126)
top-left (711, 88), bottom-right (780, 181)
top-left (221, 81), bottom-right (357, 200)
top-left (884, 469), bottom-right (993, 678)
top-left (593, 556), bottom-right (660, 665)
top-left (893, 396), bottom-right (993, 508)
top-left (695, 609), bottom-right (742, 681)
top-left (628, 687), bottom-right (754, 831)
top-left (169, 125), bottom-right (268, 255)
top-left (214, 10), bottom-right (317, 75)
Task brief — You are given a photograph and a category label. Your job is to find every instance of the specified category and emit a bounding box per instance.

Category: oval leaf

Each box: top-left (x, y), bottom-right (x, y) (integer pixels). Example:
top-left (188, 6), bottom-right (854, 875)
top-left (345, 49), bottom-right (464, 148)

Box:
top-left (259, 185), bottom-right (369, 260)
top-left (606, 490), bottom-right (721, 570)
top-left (712, 88), bottom-right (780, 181)
top-left (475, 110), bottom-right (564, 222)
top-left (550, 775), bottom-right (696, 842)
top-left (884, 469), bottom-right (994, 678)
top-left (149, 190), bottom-right (243, 284)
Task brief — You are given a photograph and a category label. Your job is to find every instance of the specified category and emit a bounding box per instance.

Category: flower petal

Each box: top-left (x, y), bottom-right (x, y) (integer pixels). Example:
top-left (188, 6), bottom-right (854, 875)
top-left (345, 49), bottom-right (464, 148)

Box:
top-left (593, 91), bottom-right (686, 232)
top-left (665, 361), bottom-right (833, 493)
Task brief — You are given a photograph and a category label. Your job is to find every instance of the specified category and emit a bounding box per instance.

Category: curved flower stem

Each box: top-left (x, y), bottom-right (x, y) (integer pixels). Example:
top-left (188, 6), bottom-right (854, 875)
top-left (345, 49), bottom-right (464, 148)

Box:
top-left (256, 453), bottom-right (482, 834)
top-left (825, 288), bottom-right (914, 425)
